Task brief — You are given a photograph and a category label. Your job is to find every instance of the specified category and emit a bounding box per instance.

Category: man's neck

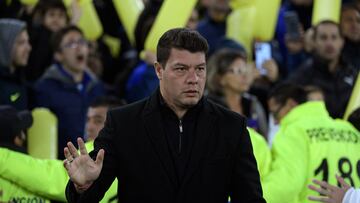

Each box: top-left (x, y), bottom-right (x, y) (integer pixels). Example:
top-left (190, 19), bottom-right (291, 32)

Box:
top-left (160, 89), bottom-right (187, 119)
top-left (328, 58), bottom-right (339, 73)
top-left (62, 65), bottom-right (84, 83)
top-left (223, 89), bottom-right (242, 114)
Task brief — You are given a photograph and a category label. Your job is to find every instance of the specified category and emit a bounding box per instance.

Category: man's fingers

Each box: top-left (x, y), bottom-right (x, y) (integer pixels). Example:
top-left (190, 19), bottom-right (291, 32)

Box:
top-left (63, 147), bottom-right (73, 169)
top-left (336, 174), bottom-right (350, 189)
top-left (77, 137), bottom-right (88, 155)
top-left (64, 147), bottom-right (72, 161)
top-left (308, 184), bottom-right (331, 196)
top-left (308, 195), bottom-right (330, 202)
top-left (94, 149), bottom-right (105, 166)
top-left (312, 179), bottom-right (338, 191)
top-left (67, 141), bottom-right (79, 158)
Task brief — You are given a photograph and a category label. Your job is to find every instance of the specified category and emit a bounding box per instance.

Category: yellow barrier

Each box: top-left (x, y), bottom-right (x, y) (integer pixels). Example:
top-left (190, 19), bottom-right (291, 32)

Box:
top-left (253, 0), bottom-right (281, 41)
top-left (76, 0), bottom-right (103, 40)
top-left (226, 5), bottom-right (256, 57)
top-left (28, 108), bottom-right (58, 159)
top-left (312, 0), bottom-right (341, 25)
top-left (113, 0), bottom-right (144, 45)
top-left (20, 0), bottom-right (38, 5)
top-left (144, 0), bottom-right (197, 52)
top-left (344, 73), bottom-right (360, 120)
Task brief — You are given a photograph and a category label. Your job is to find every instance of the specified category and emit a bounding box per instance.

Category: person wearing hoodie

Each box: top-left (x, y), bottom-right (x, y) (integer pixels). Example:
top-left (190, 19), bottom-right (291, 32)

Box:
top-left (34, 25), bottom-right (105, 159)
top-left (262, 83), bottom-right (360, 203)
top-left (0, 97), bottom-right (125, 202)
top-left (0, 18), bottom-right (32, 110)
top-left (0, 105), bottom-right (50, 202)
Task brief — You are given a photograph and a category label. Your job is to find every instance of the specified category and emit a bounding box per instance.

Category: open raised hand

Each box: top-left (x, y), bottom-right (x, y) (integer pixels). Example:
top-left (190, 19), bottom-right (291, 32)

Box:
top-left (63, 137), bottom-right (105, 193)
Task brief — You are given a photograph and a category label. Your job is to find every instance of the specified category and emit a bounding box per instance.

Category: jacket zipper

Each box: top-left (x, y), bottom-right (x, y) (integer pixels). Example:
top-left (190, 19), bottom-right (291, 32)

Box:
top-left (179, 119), bottom-right (183, 154)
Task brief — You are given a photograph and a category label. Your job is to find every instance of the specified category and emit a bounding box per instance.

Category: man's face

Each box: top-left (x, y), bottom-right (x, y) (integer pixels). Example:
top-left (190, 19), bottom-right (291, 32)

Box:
top-left (11, 30), bottom-right (31, 67)
top-left (55, 30), bottom-right (88, 74)
top-left (85, 106), bottom-right (108, 141)
top-left (340, 8), bottom-right (360, 42)
top-left (156, 48), bottom-right (206, 111)
top-left (313, 23), bottom-right (344, 61)
top-left (44, 8), bottom-right (67, 32)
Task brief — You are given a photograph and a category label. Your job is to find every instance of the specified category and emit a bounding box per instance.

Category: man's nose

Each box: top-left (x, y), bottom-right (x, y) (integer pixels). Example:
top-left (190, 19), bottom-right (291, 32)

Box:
top-left (186, 69), bottom-right (199, 84)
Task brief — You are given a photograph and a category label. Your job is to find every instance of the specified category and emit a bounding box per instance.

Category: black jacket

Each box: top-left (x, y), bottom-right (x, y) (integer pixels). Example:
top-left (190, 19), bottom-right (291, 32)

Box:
top-left (66, 89), bottom-right (265, 203)
top-left (0, 65), bottom-right (28, 110)
top-left (289, 57), bottom-right (358, 118)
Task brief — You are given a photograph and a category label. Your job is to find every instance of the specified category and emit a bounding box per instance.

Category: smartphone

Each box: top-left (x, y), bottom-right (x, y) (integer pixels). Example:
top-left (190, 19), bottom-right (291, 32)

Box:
top-left (284, 11), bottom-right (301, 41)
top-left (255, 42), bottom-right (271, 75)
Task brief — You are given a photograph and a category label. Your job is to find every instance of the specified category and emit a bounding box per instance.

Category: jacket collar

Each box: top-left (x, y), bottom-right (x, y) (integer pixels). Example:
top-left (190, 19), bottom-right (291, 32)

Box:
top-left (142, 88), bottom-right (216, 188)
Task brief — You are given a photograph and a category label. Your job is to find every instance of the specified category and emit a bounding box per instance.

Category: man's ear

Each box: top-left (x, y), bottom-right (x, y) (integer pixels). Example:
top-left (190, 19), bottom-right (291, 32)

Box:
top-left (154, 62), bottom-right (163, 80)
top-left (13, 133), bottom-right (24, 147)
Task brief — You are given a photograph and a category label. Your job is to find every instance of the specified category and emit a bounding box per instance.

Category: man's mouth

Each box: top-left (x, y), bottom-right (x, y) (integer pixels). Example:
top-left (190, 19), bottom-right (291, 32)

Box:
top-left (76, 54), bottom-right (85, 62)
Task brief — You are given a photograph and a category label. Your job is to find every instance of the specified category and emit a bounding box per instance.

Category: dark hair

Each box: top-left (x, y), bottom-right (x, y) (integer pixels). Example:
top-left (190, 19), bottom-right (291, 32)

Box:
top-left (341, 3), bottom-right (360, 15)
top-left (268, 82), bottom-right (307, 105)
top-left (313, 20), bottom-right (343, 39)
top-left (90, 96), bottom-right (126, 109)
top-left (51, 25), bottom-right (83, 52)
top-left (348, 107), bottom-right (360, 131)
top-left (33, 0), bottom-right (69, 23)
top-left (156, 28), bottom-right (208, 67)
top-left (207, 48), bottom-right (247, 94)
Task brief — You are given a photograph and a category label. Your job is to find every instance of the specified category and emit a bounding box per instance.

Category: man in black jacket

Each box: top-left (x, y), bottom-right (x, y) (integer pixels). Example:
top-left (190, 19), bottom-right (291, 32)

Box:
top-left (64, 28), bottom-right (265, 203)
top-left (289, 20), bottom-right (358, 118)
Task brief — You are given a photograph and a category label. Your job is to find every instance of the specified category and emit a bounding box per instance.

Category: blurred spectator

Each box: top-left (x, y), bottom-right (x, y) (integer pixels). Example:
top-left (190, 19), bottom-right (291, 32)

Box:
top-left (303, 27), bottom-right (315, 53)
top-left (85, 96), bottom-right (126, 141)
top-left (275, 0), bottom-right (313, 74)
top-left (0, 105), bottom-right (50, 202)
top-left (186, 9), bottom-right (200, 30)
top-left (340, 4), bottom-right (360, 71)
top-left (207, 48), bottom-right (268, 137)
top-left (94, 0), bottom-right (138, 87)
top-left (263, 82), bottom-right (360, 203)
top-left (250, 41), bottom-right (283, 118)
top-left (124, 0), bottom-right (162, 103)
top-left (134, 0), bottom-right (163, 53)
top-left (0, 19), bottom-right (32, 110)
top-left (25, 0), bottom-right (80, 82)
top-left (0, 97), bottom-right (125, 202)
top-left (348, 107), bottom-right (360, 131)
top-left (196, 0), bottom-right (230, 55)
top-left (0, 105), bottom-right (32, 153)
top-left (288, 20), bottom-right (358, 118)
top-left (33, 26), bottom-right (105, 159)
top-left (125, 50), bottom-right (158, 103)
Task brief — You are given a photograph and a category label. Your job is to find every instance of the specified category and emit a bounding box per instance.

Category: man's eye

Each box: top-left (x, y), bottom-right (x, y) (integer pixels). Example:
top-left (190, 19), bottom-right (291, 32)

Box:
top-left (175, 67), bottom-right (186, 71)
